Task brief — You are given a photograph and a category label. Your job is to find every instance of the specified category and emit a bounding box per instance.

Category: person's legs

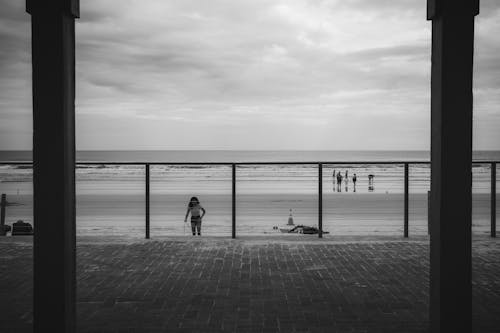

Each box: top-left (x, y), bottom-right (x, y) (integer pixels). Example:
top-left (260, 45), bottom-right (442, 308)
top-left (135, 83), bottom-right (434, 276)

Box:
top-left (196, 221), bottom-right (201, 235)
top-left (190, 222), bottom-right (196, 235)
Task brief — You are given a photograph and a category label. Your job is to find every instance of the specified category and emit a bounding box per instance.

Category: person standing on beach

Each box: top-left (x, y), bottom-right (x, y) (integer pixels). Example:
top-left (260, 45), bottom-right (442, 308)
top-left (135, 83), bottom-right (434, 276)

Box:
top-left (352, 173), bottom-right (357, 192)
top-left (184, 197), bottom-right (206, 236)
top-left (332, 169), bottom-right (336, 192)
top-left (344, 170), bottom-right (349, 192)
top-left (336, 172), bottom-right (343, 192)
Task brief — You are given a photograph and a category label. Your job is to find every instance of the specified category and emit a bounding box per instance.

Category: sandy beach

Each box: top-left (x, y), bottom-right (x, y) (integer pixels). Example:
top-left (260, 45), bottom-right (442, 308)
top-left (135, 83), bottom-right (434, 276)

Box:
top-left (1, 154), bottom-right (498, 237)
top-left (3, 192), bottom-right (497, 237)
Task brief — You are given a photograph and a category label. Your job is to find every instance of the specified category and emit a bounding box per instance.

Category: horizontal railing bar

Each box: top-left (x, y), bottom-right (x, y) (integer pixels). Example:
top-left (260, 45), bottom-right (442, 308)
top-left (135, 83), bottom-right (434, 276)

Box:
top-left (0, 162), bottom-right (34, 165)
top-left (2, 158), bottom-right (497, 240)
top-left (2, 160), bottom-right (500, 166)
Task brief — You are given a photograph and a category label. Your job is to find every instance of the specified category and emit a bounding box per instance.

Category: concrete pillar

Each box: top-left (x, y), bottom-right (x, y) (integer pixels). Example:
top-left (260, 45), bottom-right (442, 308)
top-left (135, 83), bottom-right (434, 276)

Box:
top-left (427, 1), bottom-right (479, 332)
top-left (27, 1), bottom-right (79, 332)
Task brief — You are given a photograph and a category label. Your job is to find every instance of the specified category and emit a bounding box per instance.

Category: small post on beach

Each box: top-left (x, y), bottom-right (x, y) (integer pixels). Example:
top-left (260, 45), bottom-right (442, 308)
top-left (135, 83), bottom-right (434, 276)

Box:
top-left (232, 164), bottom-right (236, 239)
top-left (491, 162), bottom-right (496, 238)
top-left (404, 163), bottom-right (409, 238)
top-left (145, 164), bottom-right (150, 239)
top-left (318, 163), bottom-right (323, 238)
top-left (0, 194), bottom-right (6, 236)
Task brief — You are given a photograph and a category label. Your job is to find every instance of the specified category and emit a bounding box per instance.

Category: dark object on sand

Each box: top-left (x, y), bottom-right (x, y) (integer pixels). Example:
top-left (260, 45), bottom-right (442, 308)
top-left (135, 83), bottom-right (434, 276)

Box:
top-left (12, 220), bottom-right (34, 236)
top-left (2, 225), bottom-right (11, 233)
top-left (288, 225), bottom-right (329, 235)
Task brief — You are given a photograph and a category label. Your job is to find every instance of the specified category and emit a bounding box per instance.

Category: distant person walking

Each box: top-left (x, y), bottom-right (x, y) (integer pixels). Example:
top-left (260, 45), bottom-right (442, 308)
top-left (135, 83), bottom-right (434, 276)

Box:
top-left (352, 173), bottom-right (357, 192)
top-left (336, 172), bottom-right (343, 192)
top-left (184, 197), bottom-right (206, 236)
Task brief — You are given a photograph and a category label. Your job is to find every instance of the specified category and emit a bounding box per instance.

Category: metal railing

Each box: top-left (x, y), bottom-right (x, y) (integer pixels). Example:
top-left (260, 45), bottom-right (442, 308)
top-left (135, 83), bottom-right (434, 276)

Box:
top-left (1, 160), bottom-right (498, 238)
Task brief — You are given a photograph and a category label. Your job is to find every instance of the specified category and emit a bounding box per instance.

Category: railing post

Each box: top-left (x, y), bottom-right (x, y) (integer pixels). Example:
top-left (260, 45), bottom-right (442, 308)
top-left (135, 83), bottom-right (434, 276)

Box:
top-left (232, 164), bottom-right (236, 239)
top-left (318, 163), bottom-right (323, 238)
top-left (404, 163), bottom-right (409, 238)
top-left (0, 194), bottom-right (6, 236)
top-left (145, 164), bottom-right (150, 239)
top-left (492, 162), bottom-right (496, 238)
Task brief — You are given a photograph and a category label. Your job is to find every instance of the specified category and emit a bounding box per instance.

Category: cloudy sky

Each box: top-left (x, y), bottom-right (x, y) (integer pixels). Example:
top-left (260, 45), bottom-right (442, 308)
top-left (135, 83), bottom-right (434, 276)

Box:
top-left (1, 0), bottom-right (499, 150)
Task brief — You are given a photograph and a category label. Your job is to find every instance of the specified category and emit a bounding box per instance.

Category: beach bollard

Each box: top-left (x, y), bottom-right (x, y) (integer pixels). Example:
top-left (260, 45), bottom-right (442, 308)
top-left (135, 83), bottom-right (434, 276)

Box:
top-left (287, 209), bottom-right (294, 226)
top-left (0, 194), bottom-right (6, 236)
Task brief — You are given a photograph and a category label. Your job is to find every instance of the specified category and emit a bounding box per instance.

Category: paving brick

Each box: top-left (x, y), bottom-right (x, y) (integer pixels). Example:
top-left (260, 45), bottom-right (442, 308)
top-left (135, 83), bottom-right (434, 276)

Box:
top-left (0, 236), bottom-right (499, 332)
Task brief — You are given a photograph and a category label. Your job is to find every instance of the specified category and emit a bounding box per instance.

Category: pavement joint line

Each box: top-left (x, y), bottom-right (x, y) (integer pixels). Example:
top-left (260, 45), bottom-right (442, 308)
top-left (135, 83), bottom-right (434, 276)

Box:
top-left (0, 235), bottom-right (499, 332)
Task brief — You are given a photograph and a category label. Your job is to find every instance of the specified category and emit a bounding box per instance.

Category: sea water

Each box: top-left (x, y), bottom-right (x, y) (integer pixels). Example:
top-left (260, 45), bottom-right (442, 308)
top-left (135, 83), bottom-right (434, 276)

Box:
top-left (1, 150), bottom-right (499, 236)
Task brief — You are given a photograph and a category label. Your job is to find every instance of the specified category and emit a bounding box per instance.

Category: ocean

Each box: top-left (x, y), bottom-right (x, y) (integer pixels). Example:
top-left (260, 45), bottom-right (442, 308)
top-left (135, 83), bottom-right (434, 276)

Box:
top-left (1, 149), bottom-right (500, 162)
top-left (1, 150), bottom-right (499, 237)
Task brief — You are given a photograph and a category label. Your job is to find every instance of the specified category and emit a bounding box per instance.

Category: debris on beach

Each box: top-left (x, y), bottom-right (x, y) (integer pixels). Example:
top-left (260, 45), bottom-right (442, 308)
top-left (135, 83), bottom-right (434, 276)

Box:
top-left (287, 225), bottom-right (328, 235)
top-left (274, 210), bottom-right (328, 234)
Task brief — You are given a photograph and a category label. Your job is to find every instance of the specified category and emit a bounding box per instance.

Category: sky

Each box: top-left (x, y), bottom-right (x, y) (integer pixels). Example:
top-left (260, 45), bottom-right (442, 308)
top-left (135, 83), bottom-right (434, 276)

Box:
top-left (0, 0), bottom-right (499, 151)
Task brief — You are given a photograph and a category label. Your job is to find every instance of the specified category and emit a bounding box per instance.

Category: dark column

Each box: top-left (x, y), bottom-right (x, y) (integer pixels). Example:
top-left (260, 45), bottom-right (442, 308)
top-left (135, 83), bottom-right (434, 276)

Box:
top-left (27, 1), bottom-right (79, 332)
top-left (318, 163), bottom-right (323, 238)
top-left (0, 194), bottom-right (6, 236)
top-left (491, 162), bottom-right (496, 237)
top-left (427, 1), bottom-right (478, 332)
top-left (404, 163), bottom-right (409, 238)
top-left (145, 164), bottom-right (150, 239)
top-left (232, 164), bottom-right (236, 239)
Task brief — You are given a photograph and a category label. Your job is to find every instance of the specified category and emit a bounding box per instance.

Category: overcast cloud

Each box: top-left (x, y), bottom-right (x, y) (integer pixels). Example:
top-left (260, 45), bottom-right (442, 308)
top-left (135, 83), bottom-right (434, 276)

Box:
top-left (1, 0), bottom-right (499, 150)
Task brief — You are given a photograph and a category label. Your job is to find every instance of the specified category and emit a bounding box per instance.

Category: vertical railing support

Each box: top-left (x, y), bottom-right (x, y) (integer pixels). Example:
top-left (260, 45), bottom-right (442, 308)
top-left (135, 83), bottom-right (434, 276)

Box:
top-left (0, 194), bottom-right (6, 236)
top-left (491, 162), bottom-right (497, 238)
top-left (404, 163), bottom-right (409, 238)
top-left (232, 164), bottom-right (236, 239)
top-left (145, 164), bottom-right (150, 239)
top-left (318, 163), bottom-right (323, 238)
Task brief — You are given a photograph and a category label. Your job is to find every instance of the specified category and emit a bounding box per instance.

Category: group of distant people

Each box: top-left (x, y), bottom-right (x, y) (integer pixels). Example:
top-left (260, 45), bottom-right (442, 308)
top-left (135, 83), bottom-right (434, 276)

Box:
top-left (333, 169), bottom-right (375, 192)
top-left (333, 169), bottom-right (358, 192)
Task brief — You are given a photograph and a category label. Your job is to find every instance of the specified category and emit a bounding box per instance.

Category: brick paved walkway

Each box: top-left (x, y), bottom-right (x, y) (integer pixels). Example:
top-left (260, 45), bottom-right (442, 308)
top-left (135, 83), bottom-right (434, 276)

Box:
top-left (0, 235), bottom-right (499, 332)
